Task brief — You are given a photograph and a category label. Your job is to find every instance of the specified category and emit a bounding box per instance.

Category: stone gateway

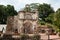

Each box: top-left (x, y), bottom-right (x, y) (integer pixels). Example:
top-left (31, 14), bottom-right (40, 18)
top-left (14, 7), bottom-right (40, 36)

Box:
top-left (6, 7), bottom-right (39, 34)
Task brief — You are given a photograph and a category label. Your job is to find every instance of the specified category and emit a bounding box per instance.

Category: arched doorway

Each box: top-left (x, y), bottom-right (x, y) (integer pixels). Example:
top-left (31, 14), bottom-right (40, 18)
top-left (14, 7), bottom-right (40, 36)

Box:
top-left (23, 22), bottom-right (33, 34)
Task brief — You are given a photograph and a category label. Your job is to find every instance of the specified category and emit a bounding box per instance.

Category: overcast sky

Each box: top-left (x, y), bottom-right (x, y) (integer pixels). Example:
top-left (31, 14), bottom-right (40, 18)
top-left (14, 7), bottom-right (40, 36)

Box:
top-left (0, 0), bottom-right (60, 11)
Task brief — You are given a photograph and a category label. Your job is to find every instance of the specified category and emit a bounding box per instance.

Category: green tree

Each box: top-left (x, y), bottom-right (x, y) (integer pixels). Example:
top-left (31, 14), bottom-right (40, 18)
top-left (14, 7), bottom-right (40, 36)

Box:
top-left (0, 5), bottom-right (6, 24)
top-left (0, 5), bottom-right (17, 24)
top-left (21, 34), bottom-right (29, 40)
top-left (38, 3), bottom-right (54, 20)
top-left (53, 8), bottom-right (60, 32)
top-left (45, 13), bottom-right (54, 24)
top-left (47, 8), bottom-right (60, 34)
top-left (6, 5), bottom-right (17, 16)
top-left (32, 34), bottom-right (40, 40)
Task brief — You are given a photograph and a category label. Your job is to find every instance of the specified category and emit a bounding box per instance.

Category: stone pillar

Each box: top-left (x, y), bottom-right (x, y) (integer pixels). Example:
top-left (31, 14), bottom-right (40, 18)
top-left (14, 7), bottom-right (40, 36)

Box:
top-left (6, 16), bottom-right (14, 34)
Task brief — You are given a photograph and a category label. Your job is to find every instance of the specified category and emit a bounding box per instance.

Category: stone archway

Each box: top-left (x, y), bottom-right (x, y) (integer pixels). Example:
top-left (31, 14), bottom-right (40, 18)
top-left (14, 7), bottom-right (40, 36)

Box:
top-left (23, 22), bottom-right (33, 34)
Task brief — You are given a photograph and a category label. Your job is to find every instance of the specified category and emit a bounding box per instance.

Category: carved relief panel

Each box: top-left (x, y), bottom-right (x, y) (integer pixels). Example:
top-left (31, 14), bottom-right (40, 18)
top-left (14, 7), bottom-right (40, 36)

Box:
top-left (25, 14), bottom-right (32, 19)
top-left (32, 13), bottom-right (38, 19)
top-left (22, 22), bottom-right (33, 34)
top-left (18, 12), bottom-right (24, 19)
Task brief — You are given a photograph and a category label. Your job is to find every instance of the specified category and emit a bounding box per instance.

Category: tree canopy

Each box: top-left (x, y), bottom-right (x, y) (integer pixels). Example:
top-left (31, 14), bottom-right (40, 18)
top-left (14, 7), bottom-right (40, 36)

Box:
top-left (45, 8), bottom-right (60, 32)
top-left (0, 5), bottom-right (17, 24)
top-left (38, 3), bottom-right (54, 20)
top-left (53, 8), bottom-right (60, 32)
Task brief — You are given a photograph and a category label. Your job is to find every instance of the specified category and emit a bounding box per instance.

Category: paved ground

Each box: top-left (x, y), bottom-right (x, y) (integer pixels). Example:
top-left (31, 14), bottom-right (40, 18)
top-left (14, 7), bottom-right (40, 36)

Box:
top-left (28, 33), bottom-right (60, 40)
top-left (39, 33), bottom-right (60, 40)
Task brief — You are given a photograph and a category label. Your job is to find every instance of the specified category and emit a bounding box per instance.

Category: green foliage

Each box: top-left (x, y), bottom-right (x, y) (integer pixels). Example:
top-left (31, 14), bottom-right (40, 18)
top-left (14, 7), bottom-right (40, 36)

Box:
top-left (32, 34), bottom-right (40, 40)
top-left (45, 8), bottom-right (60, 33)
top-left (45, 13), bottom-right (54, 24)
top-left (47, 24), bottom-right (53, 28)
top-left (3, 34), bottom-right (12, 38)
top-left (40, 22), bottom-right (45, 25)
top-left (0, 5), bottom-right (17, 24)
top-left (38, 3), bottom-right (54, 20)
top-left (6, 5), bottom-right (17, 16)
top-left (53, 9), bottom-right (60, 32)
top-left (0, 5), bottom-right (6, 24)
top-left (38, 19), bottom-right (45, 25)
top-left (20, 34), bottom-right (29, 40)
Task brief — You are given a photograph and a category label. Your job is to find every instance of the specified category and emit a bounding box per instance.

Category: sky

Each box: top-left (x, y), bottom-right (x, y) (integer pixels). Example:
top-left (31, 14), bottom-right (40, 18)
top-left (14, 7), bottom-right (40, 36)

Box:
top-left (0, 0), bottom-right (60, 11)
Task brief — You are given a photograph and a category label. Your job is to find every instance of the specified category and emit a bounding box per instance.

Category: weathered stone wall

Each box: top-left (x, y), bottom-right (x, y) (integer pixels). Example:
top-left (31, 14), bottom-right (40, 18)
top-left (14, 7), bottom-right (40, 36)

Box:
top-left (13, 16), bottom-right (18, 33)
top-left (18, 19), bottom-right (23, 33)
top-left (18, 11), bottom-right (38, 34)
top-left (6, 10), bottom-right (39, 34)
top-left (6, 16), bottom-right (14, 34)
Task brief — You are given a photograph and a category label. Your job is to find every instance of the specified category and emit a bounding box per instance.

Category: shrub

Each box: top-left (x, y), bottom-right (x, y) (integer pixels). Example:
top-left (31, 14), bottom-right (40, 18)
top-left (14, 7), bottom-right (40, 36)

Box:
top-left (41, 22), bottom-right (45, 25)
top-left (20, 34), bottom-right (29, 40)
top-left (3, 34), bottom-right (12, 38)
top-left (32, 34), bottom-right (40, 40)
top-left (2, 34), bottom-right (12, 40)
